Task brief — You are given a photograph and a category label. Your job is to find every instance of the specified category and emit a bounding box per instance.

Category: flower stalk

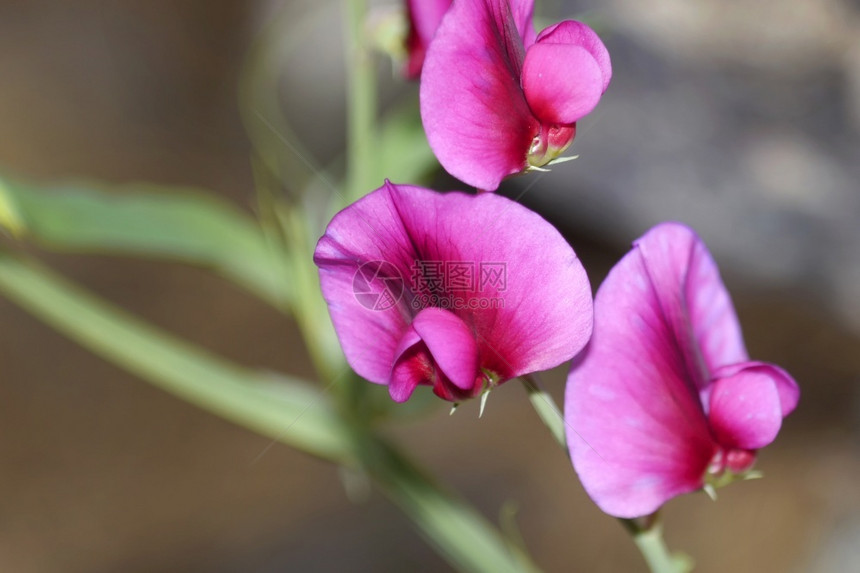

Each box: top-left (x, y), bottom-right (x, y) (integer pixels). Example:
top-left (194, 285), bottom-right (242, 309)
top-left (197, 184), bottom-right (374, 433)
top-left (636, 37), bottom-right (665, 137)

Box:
top-left (621, 516), bottom-right (692, 573)
top-left (520, 374), bottom-right (567, 452)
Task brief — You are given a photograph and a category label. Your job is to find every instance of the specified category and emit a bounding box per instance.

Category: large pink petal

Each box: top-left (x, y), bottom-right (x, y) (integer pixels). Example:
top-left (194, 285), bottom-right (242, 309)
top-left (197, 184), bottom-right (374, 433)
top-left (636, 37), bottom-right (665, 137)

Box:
top-left (566, 234), bottom-right (718, 518)
top-left (420, 0), bottom-right (538, 190)
top-left (412, 307), bottom-right (478, 390)
top-left (683, 229), bottom-right (750, 377)
top-left (509, 0), bottom-right (537, 47)
top-left (707, 364), bottom-right (785, 450)
top-left (407, 0), bottom-right (451, 48)
top-left (522, 42), bottom-right (605, 124)
top-left (535, 20), bottom-right (611, 91)
top-left (636, 222), bottom-right (748, 391)
top-left (314, 184), bottom-right (427, 385)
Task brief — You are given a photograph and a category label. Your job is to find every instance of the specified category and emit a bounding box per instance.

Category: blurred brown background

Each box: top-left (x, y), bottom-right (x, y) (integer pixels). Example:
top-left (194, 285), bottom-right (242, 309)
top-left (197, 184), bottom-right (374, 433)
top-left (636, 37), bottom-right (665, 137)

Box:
top-left (0, 0), bottom-right (858, 571)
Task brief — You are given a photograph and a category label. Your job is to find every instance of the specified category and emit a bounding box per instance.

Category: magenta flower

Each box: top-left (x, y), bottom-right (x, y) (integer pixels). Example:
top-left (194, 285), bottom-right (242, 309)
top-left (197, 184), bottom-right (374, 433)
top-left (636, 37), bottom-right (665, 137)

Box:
top-left (404, 0), bottom-right (452, 79)
top-left (565, 223), bottom-right (799, 518)
top-left (314, 181), bottom-right (593, 403)
top-left (420, 0), bottom-right (611, 191)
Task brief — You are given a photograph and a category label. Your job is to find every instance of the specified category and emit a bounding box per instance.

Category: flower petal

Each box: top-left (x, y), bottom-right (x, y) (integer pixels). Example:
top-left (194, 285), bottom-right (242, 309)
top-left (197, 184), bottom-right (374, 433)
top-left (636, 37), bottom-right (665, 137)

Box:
top-left (635, 222), bottom-right (748, 391)
top-left (566, 232), bottom-right (718, 518)
top-left (683, 227), bottom-right (750, 377)
top-left (420, 0), bottom-right (537, 190)
top-left (522, 42), bottom-right (605, 124)
top-left (405, 0), bottom-right (452, 78)
top-left (390, 327), bottom-right (425, 402)
top-left (772, 367), bottom-right (800, 416)
top-left (707, 364), bottom-right (786, 450)
top-left (390, 319), bottom-right (480, 403)
top-left (412, 307), bottom-right (478, 390)
top-left (535, 20), bottom-right (611, 91)
top-left (314, 184), bottom-right (422, 386)
top-left (712, 361), bottom-right (800, 418)
top-left (509, 0), bottom-right (537, 47)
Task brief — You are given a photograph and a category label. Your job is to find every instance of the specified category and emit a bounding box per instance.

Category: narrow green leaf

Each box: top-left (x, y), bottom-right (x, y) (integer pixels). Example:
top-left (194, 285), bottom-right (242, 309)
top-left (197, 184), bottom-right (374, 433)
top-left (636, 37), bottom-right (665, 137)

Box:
top-left (0, 175), bottom-right (289, 309)
top-left (0, 177), bottom-right (26, 237)
top-left (0, 253), bottom-right (347, 461)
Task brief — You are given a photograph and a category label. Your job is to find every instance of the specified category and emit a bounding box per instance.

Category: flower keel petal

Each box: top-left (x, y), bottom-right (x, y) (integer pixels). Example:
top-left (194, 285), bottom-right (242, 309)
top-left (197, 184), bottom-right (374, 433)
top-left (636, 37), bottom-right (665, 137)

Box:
top-left (535, 20), bottom-right (612, 91)
top-left (522, 43), bottom-right (604, 125)
top-left (708, 365), bottom-right (784, 450)
top-left (412, 307), bottom-right (479, 391)
top-left (390, 327), bottom-right (427, 403)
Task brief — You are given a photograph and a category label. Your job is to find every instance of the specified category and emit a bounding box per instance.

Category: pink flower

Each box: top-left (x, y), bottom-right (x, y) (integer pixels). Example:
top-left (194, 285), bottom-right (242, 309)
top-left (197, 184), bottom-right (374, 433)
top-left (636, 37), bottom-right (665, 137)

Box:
top-left (420, 0), bottom-right (611, 191)
top-left (565, 223), bottom-right (799, 518)
top-left (314, 181), bottom-right (593, 403)
top-left (404, 0), bottom-right (452, 79)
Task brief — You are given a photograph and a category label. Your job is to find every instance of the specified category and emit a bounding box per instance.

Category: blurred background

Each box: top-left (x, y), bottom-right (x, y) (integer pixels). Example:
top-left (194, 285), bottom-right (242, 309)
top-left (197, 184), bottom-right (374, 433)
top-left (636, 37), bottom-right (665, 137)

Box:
top-left (0, 0), bottom-right (858, 571)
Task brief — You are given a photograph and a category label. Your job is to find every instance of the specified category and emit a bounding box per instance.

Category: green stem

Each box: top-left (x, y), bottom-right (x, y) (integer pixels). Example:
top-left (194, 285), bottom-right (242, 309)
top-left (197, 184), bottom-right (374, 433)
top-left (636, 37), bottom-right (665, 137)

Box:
top-left (520, 374), bottom-right (567, 452)
top-left (621, 516), bottom-right (692, 573)
top-left (344, 0), bottom-right (378, 201)
top-left (520, 377), bottom-right (691, 573)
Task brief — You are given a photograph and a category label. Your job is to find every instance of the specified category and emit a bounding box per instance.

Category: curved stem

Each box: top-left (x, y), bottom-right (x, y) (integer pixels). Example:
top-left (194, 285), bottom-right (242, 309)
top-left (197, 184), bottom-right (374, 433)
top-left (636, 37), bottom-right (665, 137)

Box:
top-left (621, 516), bottom-right (692, 573)
top-left (520, 373), bottom-right (567, 452)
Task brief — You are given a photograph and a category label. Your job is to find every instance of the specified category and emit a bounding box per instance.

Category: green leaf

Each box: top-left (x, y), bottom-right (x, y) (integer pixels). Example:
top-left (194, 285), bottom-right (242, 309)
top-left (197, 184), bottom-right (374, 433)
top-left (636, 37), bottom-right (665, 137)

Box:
top-left (0, 175), bottom-right (289, 309)
top-left (0, 253), bottom-right (347, 461)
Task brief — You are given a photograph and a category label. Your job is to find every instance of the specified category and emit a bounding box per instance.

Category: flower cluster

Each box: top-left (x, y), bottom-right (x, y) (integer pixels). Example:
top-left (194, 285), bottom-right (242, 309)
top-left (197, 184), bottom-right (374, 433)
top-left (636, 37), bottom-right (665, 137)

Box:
top-left (317, 0), bottom-right (798, 521)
